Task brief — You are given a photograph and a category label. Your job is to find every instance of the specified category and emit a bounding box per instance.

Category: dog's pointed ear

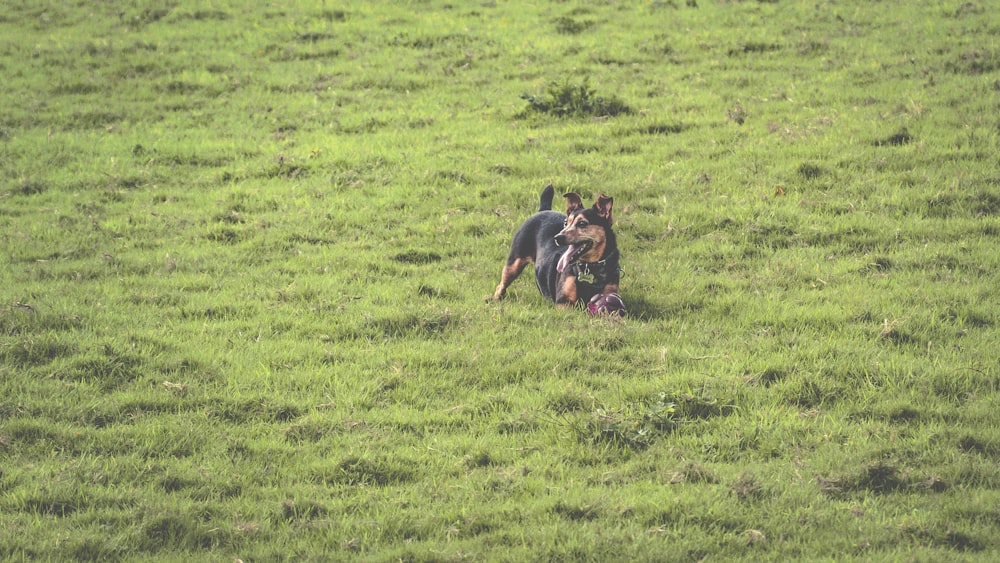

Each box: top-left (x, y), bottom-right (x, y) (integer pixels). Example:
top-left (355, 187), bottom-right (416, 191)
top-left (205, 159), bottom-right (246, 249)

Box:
top-left (595, 194), bottom-right (614, 223)
top-left (563, 192), bottom-right (583, 215)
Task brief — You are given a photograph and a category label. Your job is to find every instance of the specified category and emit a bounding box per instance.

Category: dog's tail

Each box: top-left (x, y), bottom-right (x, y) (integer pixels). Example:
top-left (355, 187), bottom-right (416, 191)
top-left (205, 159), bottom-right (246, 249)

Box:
top-left (538, 184), bottom-right (555, 212)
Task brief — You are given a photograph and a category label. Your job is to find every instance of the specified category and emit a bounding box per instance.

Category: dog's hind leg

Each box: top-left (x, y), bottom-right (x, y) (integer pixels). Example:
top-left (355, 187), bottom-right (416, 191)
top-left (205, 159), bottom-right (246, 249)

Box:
top-left (493, 256), bottom-right (532, 300)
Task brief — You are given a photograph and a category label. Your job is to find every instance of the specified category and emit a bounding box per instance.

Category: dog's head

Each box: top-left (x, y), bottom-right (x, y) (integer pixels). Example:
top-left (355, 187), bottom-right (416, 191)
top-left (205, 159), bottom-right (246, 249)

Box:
top-left (554, 192), bottom-right (613, 273)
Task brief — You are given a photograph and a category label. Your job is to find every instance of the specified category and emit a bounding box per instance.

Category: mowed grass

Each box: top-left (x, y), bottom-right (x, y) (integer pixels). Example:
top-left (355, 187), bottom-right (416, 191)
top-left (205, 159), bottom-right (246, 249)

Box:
top-left (1, 1), bottom-right (998, 560)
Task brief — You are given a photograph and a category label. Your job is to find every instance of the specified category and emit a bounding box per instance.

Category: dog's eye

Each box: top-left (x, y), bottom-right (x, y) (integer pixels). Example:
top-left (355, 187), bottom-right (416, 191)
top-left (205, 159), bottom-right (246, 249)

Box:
top-left (563, 220), bottom-right (569, 227)
top-left (577, 221), bottom-right (589, 228)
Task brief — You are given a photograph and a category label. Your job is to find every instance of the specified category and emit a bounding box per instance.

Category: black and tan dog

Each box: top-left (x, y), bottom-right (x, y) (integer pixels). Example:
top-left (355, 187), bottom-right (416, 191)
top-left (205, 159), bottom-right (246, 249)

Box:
top-left (493, 185), bottom-right (621, 308)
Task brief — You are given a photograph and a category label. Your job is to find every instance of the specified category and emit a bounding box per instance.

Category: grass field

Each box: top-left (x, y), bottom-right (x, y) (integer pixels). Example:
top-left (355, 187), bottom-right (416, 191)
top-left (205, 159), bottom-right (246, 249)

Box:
top-left (2, 1), bottom-right (999, 560)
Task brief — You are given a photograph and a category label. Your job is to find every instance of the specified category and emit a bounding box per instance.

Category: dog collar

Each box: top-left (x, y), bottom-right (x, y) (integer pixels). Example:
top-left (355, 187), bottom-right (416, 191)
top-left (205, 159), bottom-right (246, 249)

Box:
top-left (574, 250), bottom-right (619, 286)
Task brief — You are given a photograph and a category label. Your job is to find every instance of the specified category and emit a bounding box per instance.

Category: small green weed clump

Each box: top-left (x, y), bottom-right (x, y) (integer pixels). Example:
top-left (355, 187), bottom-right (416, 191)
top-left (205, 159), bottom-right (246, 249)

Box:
top-left (578, 392), bottom-right (677, 451)
top-left (520, 78), bottom-right (632, 119)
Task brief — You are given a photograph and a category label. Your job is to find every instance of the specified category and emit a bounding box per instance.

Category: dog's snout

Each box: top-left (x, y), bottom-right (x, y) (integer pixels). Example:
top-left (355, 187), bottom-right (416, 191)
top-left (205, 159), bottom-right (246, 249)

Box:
top-left (554, 233), bottom-right (565, 247)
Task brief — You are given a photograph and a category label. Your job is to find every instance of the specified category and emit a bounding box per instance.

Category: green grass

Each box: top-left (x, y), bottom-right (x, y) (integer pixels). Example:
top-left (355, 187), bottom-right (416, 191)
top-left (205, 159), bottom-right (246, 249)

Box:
top-left (2, 1), bottom-right (999, 560)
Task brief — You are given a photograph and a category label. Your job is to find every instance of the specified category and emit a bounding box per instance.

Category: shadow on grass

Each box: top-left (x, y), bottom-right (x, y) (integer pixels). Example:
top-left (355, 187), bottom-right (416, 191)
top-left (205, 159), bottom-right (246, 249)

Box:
top-left (622, 294), bottom-right (693, 322)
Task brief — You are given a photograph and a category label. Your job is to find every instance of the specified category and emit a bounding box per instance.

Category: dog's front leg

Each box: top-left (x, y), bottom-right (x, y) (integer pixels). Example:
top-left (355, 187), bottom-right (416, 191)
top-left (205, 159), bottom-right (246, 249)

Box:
top-left (555, 276), bottom-right (578, 307)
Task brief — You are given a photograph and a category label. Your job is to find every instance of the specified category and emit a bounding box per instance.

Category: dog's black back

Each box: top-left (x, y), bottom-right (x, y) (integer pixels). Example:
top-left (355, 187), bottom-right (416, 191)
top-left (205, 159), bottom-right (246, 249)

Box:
top-left (506, 209), bottom-right (565, 301)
